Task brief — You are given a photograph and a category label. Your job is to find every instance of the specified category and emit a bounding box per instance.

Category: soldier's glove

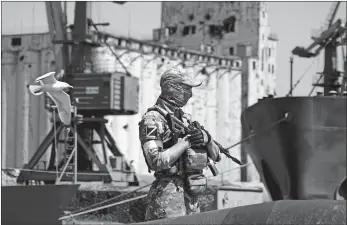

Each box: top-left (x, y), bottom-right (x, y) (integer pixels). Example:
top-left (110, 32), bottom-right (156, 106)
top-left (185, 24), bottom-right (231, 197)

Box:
top-left (188, 128), bottom-right (211, 148)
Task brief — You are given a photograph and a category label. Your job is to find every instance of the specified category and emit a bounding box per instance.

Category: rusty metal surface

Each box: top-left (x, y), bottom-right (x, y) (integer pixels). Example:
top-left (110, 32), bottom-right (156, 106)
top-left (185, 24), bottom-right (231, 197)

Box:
top-left (1, 184), bottom-right (79, 225)
top-left (134, 200), bottom-right (346, 225)
top-left (241, 97), bottom-right (347, 200)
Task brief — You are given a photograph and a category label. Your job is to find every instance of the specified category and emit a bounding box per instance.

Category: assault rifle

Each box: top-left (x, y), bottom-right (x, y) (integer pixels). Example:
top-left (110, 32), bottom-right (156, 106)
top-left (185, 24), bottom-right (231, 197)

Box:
top-left (165, 112), bottom-right (242, 176)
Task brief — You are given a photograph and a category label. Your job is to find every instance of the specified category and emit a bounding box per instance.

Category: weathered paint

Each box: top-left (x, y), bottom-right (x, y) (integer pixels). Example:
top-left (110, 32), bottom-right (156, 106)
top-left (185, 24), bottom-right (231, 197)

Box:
top-left (216, 185), bottom-right (264, 209)
top-left (1, 34), bottom-right (56, 168)
top-left (157, 2), bottom-right (277, 99)
top-left (159, 2), bottom-right (262, 56)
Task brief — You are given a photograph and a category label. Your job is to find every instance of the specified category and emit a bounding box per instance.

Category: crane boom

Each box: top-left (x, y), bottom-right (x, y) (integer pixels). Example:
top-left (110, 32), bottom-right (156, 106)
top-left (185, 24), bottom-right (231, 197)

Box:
top-left (311, 2), bottom-right (341, 41)
top-left (292, 19), bottom-right (346, 58)
top-left (324, 2), bottom-right (341, 31)
top-left (45, 2), bottom-right (70, 78)
top-left (291, 1), bottom-right (347, 96)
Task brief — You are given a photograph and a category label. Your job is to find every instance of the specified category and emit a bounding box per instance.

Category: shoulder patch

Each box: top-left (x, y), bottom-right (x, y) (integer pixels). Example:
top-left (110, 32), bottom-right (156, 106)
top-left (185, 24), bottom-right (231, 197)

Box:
top-left (139, 114), bottom-right (164, 144)
top-left (146, 125), bottom-right (159, 140)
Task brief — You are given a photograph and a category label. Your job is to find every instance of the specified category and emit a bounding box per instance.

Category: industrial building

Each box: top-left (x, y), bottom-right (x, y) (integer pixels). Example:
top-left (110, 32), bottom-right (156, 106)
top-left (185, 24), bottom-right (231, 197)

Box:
top-left (154, 2), bottom-right (278, 98)
top-left (1, 2), bottom-right (277, 186)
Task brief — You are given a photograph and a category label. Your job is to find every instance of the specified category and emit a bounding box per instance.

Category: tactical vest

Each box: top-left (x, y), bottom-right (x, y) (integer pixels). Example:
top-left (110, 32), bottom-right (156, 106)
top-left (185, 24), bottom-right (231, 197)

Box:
top-left (142, 105), bottom-right (208, 176)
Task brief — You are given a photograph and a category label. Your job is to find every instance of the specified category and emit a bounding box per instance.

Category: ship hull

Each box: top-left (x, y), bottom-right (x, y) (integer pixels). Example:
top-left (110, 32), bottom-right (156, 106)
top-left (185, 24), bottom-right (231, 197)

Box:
top-left (241, 97), bottom-right (346, 200)
top-left (2, 184), bottom-right (79, 225)
top-left (134, 200), bottom-right (346, 225)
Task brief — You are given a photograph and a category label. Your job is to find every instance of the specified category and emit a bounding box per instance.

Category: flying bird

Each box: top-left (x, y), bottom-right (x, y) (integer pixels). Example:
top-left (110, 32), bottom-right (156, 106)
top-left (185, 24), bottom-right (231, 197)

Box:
top-left (28, 72), bottom-right (73, 126)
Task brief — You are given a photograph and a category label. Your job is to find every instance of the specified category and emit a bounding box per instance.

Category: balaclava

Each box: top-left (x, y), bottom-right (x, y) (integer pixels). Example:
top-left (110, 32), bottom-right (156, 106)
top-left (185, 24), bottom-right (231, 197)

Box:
top-left (159, 68), bottom-right (196, 107)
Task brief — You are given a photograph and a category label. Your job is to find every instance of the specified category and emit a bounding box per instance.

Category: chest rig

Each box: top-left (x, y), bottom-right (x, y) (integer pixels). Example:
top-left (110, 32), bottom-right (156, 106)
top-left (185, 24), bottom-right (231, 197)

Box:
top-left (143, 106), bottom-right (208, 177)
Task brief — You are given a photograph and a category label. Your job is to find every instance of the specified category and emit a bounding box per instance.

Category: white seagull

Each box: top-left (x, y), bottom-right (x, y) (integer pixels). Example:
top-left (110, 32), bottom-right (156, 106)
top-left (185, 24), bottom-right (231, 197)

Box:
top-left (28, 72), bottom-right (73, 126)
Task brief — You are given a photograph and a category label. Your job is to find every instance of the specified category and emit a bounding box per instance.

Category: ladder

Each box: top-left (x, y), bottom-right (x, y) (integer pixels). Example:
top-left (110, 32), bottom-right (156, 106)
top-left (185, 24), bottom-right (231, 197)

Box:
top-left (56, 105), bottom-right (78, 184)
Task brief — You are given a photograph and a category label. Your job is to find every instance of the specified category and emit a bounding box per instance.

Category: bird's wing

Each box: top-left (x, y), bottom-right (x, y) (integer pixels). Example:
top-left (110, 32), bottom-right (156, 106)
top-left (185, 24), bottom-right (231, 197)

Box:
top-left (46, 90), bottom-right (72, 126)
top-left (35, 72), bottom-right (57, 84)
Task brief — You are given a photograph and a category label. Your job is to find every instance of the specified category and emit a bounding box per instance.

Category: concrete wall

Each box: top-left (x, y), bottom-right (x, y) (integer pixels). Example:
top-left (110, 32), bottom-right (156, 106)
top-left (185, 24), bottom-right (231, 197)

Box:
top-left (157, 1), bottom-right (278, 99)
top-left (257, 2), bottom-right (277, 97)
top-left (1, 33), bottom-right (54, 168)
top-left (265, 38), bottom-right (277, 96)
top-left (159, 2), bottom-right (262, 58)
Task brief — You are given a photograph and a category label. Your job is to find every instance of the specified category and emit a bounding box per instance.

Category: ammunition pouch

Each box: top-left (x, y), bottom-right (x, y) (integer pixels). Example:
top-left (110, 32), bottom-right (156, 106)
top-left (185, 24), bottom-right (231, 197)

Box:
top-left (185, 148), bottom-right (208, 171)
top-left (185, 173), bottom-right (207, 196)
top-left (155, 164), bottom-right (179, 177)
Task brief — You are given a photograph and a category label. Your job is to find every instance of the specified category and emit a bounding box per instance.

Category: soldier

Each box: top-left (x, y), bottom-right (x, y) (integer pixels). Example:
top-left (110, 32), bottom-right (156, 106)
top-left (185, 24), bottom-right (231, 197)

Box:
top-left (138, 67), bottom-right (222, 221)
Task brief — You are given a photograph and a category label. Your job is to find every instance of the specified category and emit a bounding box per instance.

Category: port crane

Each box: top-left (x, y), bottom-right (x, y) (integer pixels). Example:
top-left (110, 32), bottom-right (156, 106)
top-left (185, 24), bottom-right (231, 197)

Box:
top-left (291, 2), bottom-right (346, 96)
top-left (17, 2), bottom-right (140, 185)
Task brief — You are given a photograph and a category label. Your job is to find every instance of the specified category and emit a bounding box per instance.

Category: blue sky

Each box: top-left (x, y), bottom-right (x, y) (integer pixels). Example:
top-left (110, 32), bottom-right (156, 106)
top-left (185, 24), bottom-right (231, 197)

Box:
top-left (2, 1), bottom-right (346, 97)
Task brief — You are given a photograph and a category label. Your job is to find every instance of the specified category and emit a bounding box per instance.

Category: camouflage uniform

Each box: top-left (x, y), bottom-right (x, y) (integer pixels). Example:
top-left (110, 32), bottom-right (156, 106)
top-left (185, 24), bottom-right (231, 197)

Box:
top-left (138, 68), bottom-right (221, 221)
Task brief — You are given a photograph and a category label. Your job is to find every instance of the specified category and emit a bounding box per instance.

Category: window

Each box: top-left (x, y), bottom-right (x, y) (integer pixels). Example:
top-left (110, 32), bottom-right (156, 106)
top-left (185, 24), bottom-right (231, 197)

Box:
top-left (272, 65), bottom-right (275, 73)
top-left (223, 16), bottom-right (236, 33)
top-left (191, 25), bottom-right (196, 34)
top-left (211, 46), bottom-right (215, 53)
top-left (252, 61), bottom-right (256, 70)
top-left (268, 49), bottom-right (271, 57)
top-left (261, 49), bottom-right (265, 71)
top-left (11, 37), bottom-right (22, 46)
top-left (182, 26), bottom-right (190, 36)
top-left (204, 13), bottom-right (211, 21)
top-left (169, 26), bottom-right (177, 35)
top-left (181, 25), bottom-right (196, 36)
top-left (262, 11), bottom-right (266, 18)
top-left (229, 47), bottom-right (234, 55)
top-left (209, 25), bottom-right (223, 38)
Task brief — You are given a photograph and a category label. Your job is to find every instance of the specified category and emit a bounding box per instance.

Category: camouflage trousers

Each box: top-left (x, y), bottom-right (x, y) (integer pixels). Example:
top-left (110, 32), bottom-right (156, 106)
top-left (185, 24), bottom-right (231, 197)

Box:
top-left (144, 175), bottom-right (200, 221)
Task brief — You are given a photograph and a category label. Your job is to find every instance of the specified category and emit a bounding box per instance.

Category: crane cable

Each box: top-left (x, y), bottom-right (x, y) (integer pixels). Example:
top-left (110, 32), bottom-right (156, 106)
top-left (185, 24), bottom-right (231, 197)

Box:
top-left (308, 32), bottom-right (347, 96)
top-left (285, 57), bottom-right (318, 97)
top-left (308, 73), bottom-right (324, 96)
top-left (286, 34), bottom-right (334, 97)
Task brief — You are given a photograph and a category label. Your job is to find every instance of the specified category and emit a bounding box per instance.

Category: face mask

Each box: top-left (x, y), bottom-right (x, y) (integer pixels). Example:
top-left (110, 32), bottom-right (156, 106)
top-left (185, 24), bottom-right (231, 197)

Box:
top-left (160, 83), bottom-right (192, 107)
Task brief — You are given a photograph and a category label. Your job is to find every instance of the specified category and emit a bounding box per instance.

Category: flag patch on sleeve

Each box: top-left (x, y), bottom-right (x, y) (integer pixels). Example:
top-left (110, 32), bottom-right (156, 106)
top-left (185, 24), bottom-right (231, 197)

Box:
top-left (146, 125), bottom-right (159, 139)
